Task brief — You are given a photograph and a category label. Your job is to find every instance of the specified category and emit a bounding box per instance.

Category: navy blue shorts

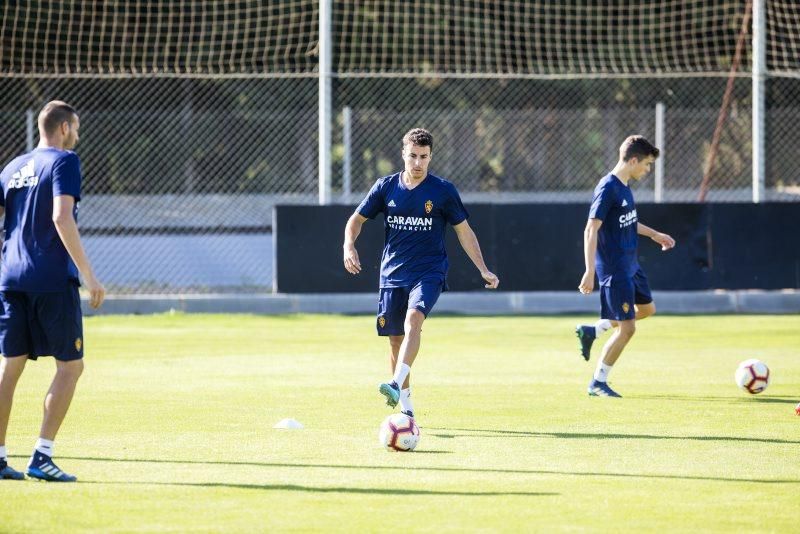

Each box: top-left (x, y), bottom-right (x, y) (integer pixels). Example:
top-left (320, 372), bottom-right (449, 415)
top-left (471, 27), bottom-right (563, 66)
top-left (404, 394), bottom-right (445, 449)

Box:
top-left (0, 285), bottom-right (84, 361)
top-left (600, 269), bottom-right (653, 321)
top-left (376, 280), bottom-right (444, 336)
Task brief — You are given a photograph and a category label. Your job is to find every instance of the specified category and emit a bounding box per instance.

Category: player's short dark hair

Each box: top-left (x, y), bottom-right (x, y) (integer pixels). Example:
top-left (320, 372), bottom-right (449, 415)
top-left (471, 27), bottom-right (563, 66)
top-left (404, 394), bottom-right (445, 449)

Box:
top-left (38, 100), bottom-right (78, 135)
top-left (402, 128), bottom-right (433, 152)
top-left (619, 135), bottom-right (659, 162)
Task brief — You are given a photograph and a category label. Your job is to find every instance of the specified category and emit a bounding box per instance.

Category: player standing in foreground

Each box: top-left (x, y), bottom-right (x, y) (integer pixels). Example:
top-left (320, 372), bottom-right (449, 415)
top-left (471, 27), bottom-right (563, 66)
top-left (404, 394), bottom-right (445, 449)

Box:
top-left (343, 128), bottom-right (499, 418)
top-left (0, 101), bottom-right (105, 481)
top-left (576, 135), bottom-right (675, 397)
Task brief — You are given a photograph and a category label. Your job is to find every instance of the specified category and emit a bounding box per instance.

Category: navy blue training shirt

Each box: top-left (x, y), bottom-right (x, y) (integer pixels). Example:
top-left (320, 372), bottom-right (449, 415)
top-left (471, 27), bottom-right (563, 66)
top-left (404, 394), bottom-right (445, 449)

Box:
top-left (588, 173), bottom-right (639, 285)
top-left (0, 147), bottom-right (82, 291)
top-left (357, 172), bottom-right (468, 288)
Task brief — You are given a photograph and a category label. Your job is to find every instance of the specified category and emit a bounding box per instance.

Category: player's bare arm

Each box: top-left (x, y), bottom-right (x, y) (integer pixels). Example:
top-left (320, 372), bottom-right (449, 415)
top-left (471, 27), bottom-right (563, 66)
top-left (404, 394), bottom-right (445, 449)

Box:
top-left (579, 218), bottom-right (603, 294)
top-left (637, 222), bottom-right (676, 251)
top-left (52, 195), bottom-right (105, 308)
top-left (452, 220), bottom-right (499, 289)
top-left (343, 212), bottom-right (367, 274)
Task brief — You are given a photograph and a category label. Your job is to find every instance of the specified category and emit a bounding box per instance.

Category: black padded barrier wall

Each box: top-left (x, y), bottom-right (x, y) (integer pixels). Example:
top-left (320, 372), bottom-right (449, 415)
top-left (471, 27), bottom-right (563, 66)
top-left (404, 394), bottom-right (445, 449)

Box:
top-left (274, 203), bottom-right (800, 293)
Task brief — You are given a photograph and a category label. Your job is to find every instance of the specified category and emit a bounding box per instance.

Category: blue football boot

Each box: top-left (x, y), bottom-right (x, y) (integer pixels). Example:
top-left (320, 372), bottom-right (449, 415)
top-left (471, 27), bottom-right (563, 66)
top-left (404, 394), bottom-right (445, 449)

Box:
top-left (575, 325), bottom-right (596, 361)
top-left (378, 381), bottom-right (400, 408)
top-left (26, 452), bottom-right (77, 482)
top-left (587, 379), bottom-right (622, 398)
top-left (0, 460), bottom-right (25, 480)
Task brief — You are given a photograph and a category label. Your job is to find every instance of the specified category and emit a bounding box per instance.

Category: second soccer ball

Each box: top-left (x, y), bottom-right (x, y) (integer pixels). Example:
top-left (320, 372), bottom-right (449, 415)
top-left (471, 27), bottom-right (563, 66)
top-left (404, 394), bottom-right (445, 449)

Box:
top-left (734, 359), bottom-right (770, 394)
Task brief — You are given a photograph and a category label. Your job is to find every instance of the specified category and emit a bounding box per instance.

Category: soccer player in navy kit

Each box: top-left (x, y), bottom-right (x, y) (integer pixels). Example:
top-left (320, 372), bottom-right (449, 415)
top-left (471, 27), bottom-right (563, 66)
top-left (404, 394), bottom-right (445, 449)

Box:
top-left (0, 101), bottom-right (105, 481)
top-left (576, 135), bottom-right (675, 397)
top-left (343, 128), bottom-right (499, 417)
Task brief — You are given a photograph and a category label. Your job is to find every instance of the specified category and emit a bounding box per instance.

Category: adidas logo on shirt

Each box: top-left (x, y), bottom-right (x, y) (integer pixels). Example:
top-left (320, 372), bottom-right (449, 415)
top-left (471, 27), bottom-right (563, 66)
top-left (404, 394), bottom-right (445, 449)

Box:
top-left (621, 199), bottom-right (628, 207)
top-left (9, 159), bottom-right (39, 189)
top-left (418, 301), bottom-right (426, 308)
top-left (388, 200), bottom-right (396, 207)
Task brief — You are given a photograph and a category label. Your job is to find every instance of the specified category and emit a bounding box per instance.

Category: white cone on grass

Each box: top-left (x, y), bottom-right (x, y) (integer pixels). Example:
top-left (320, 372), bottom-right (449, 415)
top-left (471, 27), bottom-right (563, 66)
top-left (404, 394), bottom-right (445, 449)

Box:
top-left (274, 418), bottom-right (304, 429)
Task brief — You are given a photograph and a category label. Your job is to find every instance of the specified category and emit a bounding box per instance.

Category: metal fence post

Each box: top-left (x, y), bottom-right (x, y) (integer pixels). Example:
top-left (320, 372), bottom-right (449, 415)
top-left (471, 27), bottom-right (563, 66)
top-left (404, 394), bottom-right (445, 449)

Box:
top-left (342, 105), bottom-right (352, 203)
top-left (752, 0), bottom-right (766, 203)
top-left (318, 0), bottom-right (332, 205)
top-left (26, 109), bottom-right (34, 151)
top-left (655, 102), bottom-right (665, 203)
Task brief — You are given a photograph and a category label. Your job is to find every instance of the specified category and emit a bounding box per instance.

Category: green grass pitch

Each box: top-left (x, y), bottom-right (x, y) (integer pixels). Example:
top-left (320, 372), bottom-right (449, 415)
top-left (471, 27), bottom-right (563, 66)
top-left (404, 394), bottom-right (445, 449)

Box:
top-left (3, 313), bottom-right (799, 531)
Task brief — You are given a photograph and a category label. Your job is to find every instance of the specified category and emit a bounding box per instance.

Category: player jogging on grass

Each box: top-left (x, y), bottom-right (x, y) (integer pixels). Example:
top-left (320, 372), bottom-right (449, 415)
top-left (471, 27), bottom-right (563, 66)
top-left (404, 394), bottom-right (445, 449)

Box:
top-left (343, 128), bottom-right (499, 418)
top-left (575, 135), bottom-right (675, 398)
top-left (0, 101), bottom-right (105, 482)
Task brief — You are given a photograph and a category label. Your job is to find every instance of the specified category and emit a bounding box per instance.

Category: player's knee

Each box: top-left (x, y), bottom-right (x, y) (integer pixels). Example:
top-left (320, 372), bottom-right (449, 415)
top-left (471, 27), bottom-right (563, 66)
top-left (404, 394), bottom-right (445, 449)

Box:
top-left (0, 356), bottom-right (25, 380)
top-left (389, 336), bottom-right (403, 351)
top-left (619, 323), bottom-right (636, 338)
top-left (57, 359), bottom-right (84, 382)
top-left (404, 310), bottom-right (425, 332)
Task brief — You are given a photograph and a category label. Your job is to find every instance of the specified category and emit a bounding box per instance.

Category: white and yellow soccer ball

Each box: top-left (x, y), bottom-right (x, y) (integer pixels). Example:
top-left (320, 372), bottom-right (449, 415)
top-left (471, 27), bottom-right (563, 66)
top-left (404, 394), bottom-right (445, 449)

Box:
top-left (378, 413), bottom-right (420, 451)
top-left (735, 359), bottom-right (770, 394)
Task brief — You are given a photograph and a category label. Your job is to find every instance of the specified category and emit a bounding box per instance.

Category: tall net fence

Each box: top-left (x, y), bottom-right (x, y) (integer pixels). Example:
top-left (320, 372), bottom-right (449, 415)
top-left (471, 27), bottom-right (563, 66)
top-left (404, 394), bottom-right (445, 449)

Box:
top-left (0, 1), bottom-right (798, 293)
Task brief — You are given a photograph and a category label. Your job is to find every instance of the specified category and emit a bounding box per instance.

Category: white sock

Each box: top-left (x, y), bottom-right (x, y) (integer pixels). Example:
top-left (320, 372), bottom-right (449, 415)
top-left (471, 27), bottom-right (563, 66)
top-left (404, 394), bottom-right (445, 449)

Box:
top-left (399, 388), bottom-right (414, 414)
top-left (35, 438), bottom-right (54, 457)
top-left (0, 445), bottom-right (6, 461)
top-left (392, 363), bottom-right (411, 388)
top-left (594, 319), bottom-right (612, 335)
top-left (593, 361), bottom-right (613, 382)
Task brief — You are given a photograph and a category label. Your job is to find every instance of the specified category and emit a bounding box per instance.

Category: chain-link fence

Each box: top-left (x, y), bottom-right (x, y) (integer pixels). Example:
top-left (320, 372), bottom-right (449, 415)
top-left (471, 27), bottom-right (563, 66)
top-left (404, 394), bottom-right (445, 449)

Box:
top-left (0, 1), bottom-right (798, 293)
top-left (331, 76), bottom-right (773, 204)
top-left (0, 77), bottom-right (319, 293)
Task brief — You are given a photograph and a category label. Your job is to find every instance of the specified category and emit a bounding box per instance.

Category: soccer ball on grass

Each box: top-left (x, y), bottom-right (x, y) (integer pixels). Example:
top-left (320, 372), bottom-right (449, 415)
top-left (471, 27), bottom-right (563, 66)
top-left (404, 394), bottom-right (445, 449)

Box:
top-left (734, 359), bottom-right (770, 394)
top-left (378, 413), bottom-right (420, 451)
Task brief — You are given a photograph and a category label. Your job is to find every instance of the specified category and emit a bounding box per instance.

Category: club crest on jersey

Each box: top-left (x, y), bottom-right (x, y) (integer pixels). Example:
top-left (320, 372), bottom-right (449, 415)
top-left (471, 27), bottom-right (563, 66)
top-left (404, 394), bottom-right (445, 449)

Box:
top-left (622, 302), bottom-right (630, 314)
top-left (378, 316), bottom-right (386, 328)
top-left (425, 200), bottom-right (433, 214)
top-left (75, 338), bottom-right (82, 351)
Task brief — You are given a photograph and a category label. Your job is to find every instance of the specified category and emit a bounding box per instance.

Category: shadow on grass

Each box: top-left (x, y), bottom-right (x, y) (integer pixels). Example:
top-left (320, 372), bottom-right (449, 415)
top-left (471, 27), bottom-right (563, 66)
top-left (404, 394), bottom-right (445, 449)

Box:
top-left (14, 455), bottom-right (797, 485)
top-left (425, 427), bottom-right (800, 446)
top-left (629, 394), bottom-right (799, 405)
top-left (77, 480), bottom-right (556, 496)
